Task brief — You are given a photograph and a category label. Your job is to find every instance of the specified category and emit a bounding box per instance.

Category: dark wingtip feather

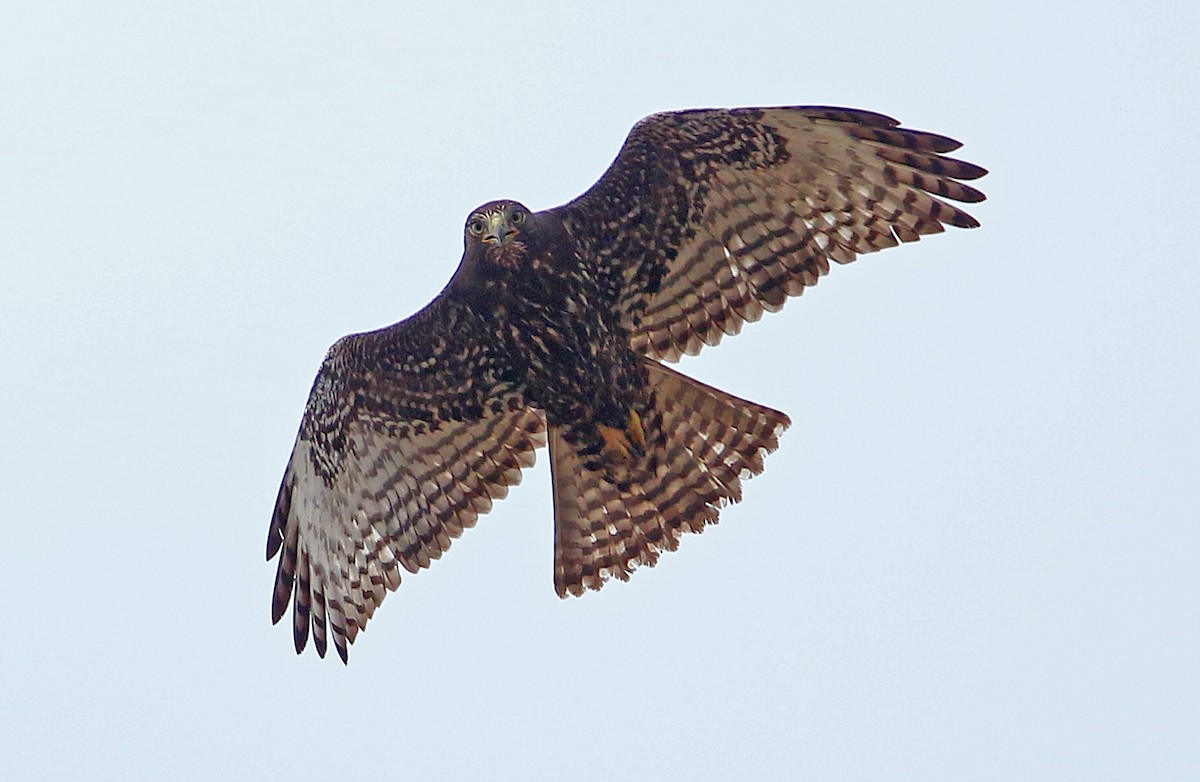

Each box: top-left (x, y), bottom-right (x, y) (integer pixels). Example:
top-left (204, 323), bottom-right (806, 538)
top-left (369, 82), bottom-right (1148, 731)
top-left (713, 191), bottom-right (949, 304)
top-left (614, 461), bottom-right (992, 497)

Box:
top-left (871, 147), bottom-right (989, 187)
top-left (957, 212), bottom-right (982, 229)
top-left (926, 192), bottom-right (984, 229)
top-left (266, 473), bottom-right (292, 560)
top-left (921, 133), bottom-right (962, 153)
top-left (271, 590), bottom-right (288, 625)
top-left (949, 159), bottom-right (988, 181)
top-left (270, 544), bottom-right (296, 625)
top-left (950, 182), bottom-right (987, 204)
top-left (797, 105), bottom-right (901, 127)
top-left (312, 589), bottom-right (329, 659)
top-left (292, 608), bottom-right (309, 655)
top-left (291, 558), bottom-right (312, 652)
top-left (848, 125), bottom-right (964, 153)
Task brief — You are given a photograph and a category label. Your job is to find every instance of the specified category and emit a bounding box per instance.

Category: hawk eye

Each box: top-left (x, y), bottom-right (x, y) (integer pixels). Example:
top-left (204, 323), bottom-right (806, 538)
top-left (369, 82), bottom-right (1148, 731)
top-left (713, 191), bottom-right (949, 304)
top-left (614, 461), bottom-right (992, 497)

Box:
top-left (468, 219), bottom-right (485, 236)
top-left (510, 209), bottom-right (526, 225)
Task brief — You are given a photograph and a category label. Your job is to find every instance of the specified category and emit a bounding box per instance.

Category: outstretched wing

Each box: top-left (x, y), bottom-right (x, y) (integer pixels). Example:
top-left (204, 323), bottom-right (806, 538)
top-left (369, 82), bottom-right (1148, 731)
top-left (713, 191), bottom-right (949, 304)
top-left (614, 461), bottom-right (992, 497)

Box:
top-left (550, 106), bottom-right (987, 362)
top-left (266, 295), bottom-right (546, 663)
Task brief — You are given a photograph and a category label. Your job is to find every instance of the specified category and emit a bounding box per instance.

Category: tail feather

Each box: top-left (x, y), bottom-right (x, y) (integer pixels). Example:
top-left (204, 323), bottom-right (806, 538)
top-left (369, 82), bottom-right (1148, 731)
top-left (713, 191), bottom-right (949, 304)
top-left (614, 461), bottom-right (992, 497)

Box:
top-left (549, 360), bottom-right (790, 597)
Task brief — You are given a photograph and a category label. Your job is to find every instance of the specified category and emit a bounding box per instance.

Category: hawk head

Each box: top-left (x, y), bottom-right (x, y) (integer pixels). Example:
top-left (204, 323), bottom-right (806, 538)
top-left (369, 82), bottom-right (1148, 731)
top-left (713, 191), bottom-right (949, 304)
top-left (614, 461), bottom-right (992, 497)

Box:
top-left (463, 200), bottom-right (530, 268)
top-left (465, 200), bottom-right (528, 246)
top-left (450, 199), bottom-right (544, 298)
top-left (450, 198), bottom-right (575, 300)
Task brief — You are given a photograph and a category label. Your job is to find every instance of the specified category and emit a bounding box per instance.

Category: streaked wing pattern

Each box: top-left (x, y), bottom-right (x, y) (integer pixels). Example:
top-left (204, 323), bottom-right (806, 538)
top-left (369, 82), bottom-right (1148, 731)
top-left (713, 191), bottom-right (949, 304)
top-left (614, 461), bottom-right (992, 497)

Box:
top-left (553, 106), bottom-right (986, 362)
top-left (267, 299), bottom-right (545, 662)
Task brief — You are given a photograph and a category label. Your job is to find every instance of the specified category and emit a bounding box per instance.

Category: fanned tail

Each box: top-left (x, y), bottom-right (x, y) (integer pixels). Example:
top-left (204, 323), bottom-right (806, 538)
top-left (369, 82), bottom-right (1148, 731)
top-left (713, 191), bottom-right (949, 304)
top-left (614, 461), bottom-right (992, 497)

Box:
top-left (549, 359), bottom-right (791, 597)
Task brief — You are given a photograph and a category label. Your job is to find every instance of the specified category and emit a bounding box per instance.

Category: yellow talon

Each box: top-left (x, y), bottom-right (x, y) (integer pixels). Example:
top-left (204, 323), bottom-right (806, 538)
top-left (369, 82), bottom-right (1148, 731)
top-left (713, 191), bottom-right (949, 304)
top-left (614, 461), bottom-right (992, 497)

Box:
top-left (596, 411), bottom-right (646, 462)
top-left (597, 424), bottom-right (632, 461)
top-left (627, 410), bottom-right (646, 453)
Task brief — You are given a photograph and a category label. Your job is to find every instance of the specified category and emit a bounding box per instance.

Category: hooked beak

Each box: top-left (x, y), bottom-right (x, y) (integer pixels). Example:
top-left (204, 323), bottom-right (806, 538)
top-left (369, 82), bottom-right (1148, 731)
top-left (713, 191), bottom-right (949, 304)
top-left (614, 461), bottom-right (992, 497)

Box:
top-left (482, 213), bottom-right (518, 245)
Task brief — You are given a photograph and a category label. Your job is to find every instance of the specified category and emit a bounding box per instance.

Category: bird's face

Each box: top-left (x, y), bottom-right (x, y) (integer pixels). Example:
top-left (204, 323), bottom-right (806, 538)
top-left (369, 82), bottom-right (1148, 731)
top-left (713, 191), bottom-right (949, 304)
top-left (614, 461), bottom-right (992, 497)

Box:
top-left (465, 200), bottom-right (530, 250)
top-left (462, 200), bottom-right (534, 273)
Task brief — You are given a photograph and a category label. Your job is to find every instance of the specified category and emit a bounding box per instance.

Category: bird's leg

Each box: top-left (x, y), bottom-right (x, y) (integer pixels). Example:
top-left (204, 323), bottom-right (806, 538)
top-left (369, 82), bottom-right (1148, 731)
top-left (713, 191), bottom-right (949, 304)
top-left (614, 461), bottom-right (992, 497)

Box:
top-left (596, 410), bottom-right (647, 462)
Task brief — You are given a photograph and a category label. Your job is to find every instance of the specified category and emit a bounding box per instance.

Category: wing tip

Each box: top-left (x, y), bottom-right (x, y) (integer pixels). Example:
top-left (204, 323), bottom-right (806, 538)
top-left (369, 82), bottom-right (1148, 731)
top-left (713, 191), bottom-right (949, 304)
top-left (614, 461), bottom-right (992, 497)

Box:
top-left (955, 211), bottom-right (983, 229)
top-left (271, 596), bottom-right (288, 626)
top-left (267, 467), bottom-right (295, 560)
top-left (955, 161), bottom-right (989, 182)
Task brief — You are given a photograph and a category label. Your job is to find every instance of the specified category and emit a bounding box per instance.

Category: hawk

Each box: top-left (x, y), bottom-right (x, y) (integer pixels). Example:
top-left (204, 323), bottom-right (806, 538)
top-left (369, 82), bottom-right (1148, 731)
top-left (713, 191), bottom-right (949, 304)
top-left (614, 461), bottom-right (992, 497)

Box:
top-left (267, 106), bottom-right (986, 662)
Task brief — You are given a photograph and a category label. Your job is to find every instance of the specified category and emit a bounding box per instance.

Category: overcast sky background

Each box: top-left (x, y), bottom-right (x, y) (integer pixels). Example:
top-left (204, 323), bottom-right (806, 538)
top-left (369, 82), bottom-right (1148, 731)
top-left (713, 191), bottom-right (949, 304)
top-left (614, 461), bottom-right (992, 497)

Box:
top-left (3, 2), bottom-right (1197, 780)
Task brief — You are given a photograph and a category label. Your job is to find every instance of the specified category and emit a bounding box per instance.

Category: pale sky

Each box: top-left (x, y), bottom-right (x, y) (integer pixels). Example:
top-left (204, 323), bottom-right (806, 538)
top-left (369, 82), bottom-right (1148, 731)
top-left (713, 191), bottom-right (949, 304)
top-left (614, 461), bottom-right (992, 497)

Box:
top-left (3, 2), bottom-right (1197, 780)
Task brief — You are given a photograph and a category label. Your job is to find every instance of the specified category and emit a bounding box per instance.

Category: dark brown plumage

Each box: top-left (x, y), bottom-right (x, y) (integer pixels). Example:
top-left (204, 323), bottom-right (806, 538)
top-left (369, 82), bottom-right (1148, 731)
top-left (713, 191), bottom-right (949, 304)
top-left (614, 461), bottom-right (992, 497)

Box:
top-left (267, 106), bottom-right (987, 662)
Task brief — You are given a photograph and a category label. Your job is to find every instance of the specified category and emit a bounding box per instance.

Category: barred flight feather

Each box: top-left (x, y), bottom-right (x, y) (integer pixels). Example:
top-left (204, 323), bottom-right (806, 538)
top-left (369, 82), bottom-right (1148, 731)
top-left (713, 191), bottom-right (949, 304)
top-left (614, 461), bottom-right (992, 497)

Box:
top-left (550, 360), bottom-right (790, 597)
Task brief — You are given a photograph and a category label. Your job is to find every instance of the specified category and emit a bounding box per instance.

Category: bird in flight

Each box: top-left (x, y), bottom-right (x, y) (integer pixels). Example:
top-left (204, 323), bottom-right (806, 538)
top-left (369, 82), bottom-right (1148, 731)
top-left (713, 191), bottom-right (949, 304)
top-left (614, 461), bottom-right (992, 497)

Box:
top-left (267, 106), bottom-right (987, 662)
